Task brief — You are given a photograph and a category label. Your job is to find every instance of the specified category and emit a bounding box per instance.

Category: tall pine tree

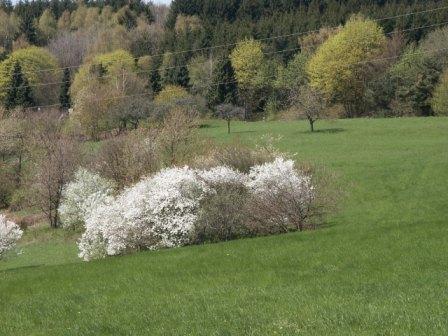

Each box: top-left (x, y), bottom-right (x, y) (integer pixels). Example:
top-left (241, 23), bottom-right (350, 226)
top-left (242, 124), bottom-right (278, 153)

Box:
top-left (5, 61), bottom-right (35, 110)
top-left (59, 68), bottom-right (71, 110)
top-left (207, 56), bottom-right (237, 107)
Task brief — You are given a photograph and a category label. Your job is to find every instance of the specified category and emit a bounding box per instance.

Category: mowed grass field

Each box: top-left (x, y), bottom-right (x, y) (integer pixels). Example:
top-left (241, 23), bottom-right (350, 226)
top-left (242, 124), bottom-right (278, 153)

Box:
top-left (1, 117), bottom-right (447, 335)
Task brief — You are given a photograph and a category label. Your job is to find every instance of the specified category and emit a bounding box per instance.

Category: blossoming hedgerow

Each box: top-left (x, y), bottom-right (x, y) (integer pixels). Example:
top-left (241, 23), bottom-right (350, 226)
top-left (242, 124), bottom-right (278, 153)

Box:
top-left (75, 158), bottom-right (315, 261)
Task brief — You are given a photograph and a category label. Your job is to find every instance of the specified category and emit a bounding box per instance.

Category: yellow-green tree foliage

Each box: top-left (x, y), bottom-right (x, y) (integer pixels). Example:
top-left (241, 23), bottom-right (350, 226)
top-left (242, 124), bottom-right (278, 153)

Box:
top-left (57, 10), bottom-right (71, 30)
top-left (70, 50), bottom-right (141, 139)
top-left (307, 16), bottom-right (386, 108)
top-left (70, 5), bottom-right (100, 30)
top-left (174, 15), bottom-right (203, 34)
top-left (99, 6), bottom-right (115, 26)
top-left (188, 55), bottom-right (212, 96)
top-left (0, 46), bottom-right (60, 106)
top-left (71, 49), bottom-right (135, 98)
top-left (0, 9), bottom-right (20, 49)
top-left (230, 39), bottom-right (268, 89)
top-left (86, 26), bottom-right (130, 57)
top-left (431, 70), bottom-right (448, 116)
top-left (154, 85), bottom-right (190, 105)
top-left (38, 9), bottom-right (57, 42)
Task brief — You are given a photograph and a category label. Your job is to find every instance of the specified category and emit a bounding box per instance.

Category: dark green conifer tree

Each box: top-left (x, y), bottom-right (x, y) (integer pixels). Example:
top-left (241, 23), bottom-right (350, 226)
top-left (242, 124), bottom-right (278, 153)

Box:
top-left (5, 61), bottom-right (35, 110)
top-left (207, 56), bottom-right (237, 107)
top-left (59, 68), bottom-right (71, 110)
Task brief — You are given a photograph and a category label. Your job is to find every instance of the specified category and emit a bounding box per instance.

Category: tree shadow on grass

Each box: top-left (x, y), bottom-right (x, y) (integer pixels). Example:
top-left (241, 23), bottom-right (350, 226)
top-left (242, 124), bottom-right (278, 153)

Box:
top-left (0, 264), bottom-right (43, 273)
top-left (231, 130), bottom-right (257, 134)
top-left (301, 128), bottom-right (345, 134)
top-left (199, 123), bottom-right (219, 129)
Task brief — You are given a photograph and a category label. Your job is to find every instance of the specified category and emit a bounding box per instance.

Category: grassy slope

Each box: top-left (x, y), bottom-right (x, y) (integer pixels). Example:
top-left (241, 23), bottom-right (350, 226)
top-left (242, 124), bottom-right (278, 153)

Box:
top-left (1, 117), bottom-right (447, 335)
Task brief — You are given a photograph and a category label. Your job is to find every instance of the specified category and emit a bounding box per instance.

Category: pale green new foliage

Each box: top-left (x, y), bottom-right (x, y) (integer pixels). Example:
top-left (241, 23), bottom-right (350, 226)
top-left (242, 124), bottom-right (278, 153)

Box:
top-left (432, 70), bottom-right (448, 116)
top-left (38, 9), bottom-right (57, 42)
top-left (0, 46), bottom-right (60, 106)
top-left (230, 39), bottom-right (268, 89)
top-left (274, 52), bottom-right (309, 91)
top-left (70, 50), bottom-right (140, 139)
top-left (307, 16), bottom-right (386, 102)
top-left (70, 49), bottom-right (136, 99)
top-left (389, 45), bottom-right (427, 85)
top-left (0, 9), bottom-right (20, 47)
top-left (188, 55), bottom-right (212, 96)
top-left (154, 85), bottom-right (190, 105)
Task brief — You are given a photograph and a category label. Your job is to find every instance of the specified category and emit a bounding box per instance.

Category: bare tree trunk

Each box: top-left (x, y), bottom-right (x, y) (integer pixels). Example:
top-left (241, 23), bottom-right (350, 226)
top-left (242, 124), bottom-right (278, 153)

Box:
top-left (308, 117), bottom-right (315, 132)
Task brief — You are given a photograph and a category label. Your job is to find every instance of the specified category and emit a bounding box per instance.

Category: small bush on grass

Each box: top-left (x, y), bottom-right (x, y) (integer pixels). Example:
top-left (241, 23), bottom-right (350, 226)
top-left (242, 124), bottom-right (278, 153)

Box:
top-left (0, 215), bottom-right (23, 259)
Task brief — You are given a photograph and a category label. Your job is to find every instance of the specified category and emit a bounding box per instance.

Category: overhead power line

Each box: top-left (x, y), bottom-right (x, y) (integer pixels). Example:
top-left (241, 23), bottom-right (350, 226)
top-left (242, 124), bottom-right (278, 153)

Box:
top-left (9, 4), bottom-right (448, 77)
top-left (24, 45), bottom-right (448, 111)
top-left (4, 20), bottom-right (448, 92)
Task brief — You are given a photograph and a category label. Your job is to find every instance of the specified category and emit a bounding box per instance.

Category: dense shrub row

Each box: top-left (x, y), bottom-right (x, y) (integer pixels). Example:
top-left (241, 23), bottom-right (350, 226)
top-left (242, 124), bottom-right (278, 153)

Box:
top-left (59, 157), bottom-right (319, 261)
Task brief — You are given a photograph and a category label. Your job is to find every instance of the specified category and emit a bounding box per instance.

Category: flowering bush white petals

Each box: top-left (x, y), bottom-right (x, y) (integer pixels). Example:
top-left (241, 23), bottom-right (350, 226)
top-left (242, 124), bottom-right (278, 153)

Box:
top-left (246, 157), bottom-right (315, 231)
top-left (198, 166), bottom-right (247, 185)
top-left (0, 215), bottom-right (23, 259)
top-left (75, 158), bottom-right (317, 261)
top-left (78, 167), bottom-right (207, 260)
top-left (247, 158), bottom-right (310, 195)
top-left (59, 169), bottom-right (115, 230)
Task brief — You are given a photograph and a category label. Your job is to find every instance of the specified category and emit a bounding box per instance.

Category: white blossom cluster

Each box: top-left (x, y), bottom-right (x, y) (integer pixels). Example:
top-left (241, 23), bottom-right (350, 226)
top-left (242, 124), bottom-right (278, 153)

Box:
top-left (0, 215), bottom-right (23, 259)
top-left (76, 158), bottom-right (314, 261)
top-left (59, 169), bottom-right (116, 230)
top-left (247, 157), bottom-right (314, 201)
top-left (198, 165), bottom-right (248, 186)
top-left (78, 167), bottom-right (208, 260)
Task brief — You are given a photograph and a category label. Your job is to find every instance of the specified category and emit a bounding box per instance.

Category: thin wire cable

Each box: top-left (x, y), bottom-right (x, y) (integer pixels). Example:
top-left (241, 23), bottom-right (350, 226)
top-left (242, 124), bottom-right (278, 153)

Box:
top-left (25, 45), bottom-right (448, 111)
top-left (2, 47), bottom-right (303, 91)
top-left (5, 20), bottom-right (448, 91)
top-left (12, 4), bottom-right (448, 76)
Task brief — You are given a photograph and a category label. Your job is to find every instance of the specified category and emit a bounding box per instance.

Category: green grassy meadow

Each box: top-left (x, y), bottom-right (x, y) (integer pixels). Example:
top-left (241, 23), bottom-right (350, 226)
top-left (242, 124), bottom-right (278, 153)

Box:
top-left (1, 117), bottom-right (448, 335)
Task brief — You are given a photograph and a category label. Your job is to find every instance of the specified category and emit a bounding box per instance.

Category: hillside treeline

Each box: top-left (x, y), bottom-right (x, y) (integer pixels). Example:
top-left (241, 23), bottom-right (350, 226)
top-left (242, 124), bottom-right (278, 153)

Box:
top-left (1, 0), bottom-right (448, 226)
top-left (1, 0), bottom-right (448, 119)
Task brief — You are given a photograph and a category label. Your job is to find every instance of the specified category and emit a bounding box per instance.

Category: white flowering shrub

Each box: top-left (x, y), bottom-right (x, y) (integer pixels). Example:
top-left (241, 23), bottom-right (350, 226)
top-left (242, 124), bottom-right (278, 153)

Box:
top-left (59, 169), bottom-right (116, 230)
top-left (78, 158), bottom-right (318, 261)
top-left (78, 167), bottom-right (208, 261)
top-left (247, 158), bottom-right (313, 197)
top-left (0, 215), bottom-right (23, 259)
top-left (198, 166), bottom-right (248, 186)
top-left (246, 157), bottom-right (315, 233)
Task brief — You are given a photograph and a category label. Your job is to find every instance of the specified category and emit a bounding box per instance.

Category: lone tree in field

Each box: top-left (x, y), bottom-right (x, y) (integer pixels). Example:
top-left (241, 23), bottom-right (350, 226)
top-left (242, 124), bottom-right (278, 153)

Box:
top-left (292, 86), bottom-right (326, 132)
top-left (307, 15), bottom-right (386, 117)
top-left (230, 39), bottom-right (270, 118)
top-left (4, 62), bottom-right (34, 110)
top-left (216, 104), bottom-right (245, 134)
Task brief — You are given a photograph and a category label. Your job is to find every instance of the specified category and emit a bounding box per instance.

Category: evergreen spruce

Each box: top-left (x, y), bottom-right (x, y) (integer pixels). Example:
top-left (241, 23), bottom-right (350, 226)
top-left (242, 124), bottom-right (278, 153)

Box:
top-left (19, 13), bottom-right (38, 45)
top-left (207, 56), bottom-right (237, 107)
top-left (59, 68), bottom-right (71, 110)
top-left (5, 61), bottom-right (35, 110)
top-left (150, 56), bottom-right (162, 94)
